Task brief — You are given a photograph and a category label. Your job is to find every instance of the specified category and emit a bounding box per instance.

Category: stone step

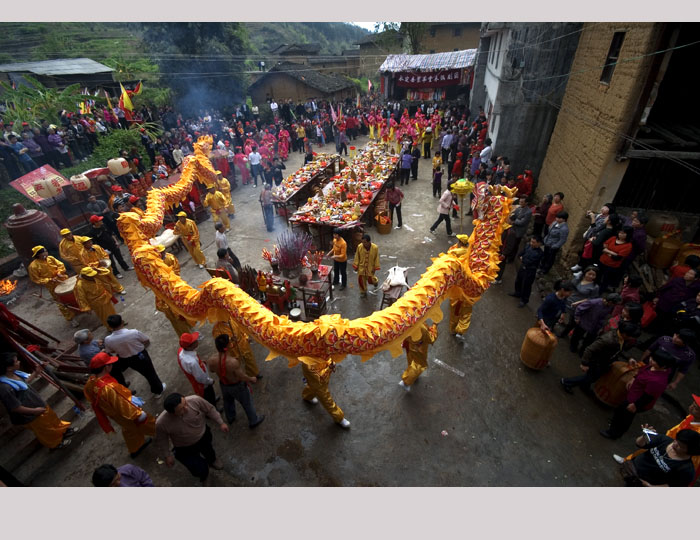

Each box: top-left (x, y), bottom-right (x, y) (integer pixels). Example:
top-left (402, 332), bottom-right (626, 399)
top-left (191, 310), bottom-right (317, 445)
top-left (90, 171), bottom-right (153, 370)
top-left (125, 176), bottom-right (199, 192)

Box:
top-left (0, 377), bottom-right (91, 478)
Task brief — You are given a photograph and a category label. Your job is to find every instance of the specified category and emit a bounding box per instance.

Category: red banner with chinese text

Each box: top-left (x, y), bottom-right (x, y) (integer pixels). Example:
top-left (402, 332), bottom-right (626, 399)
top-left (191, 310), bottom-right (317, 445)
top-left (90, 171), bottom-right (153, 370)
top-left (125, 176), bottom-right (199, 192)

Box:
top-left (9, 166), bottom-right (69, 204)
top-left (395, 69), bottom-right (462, 88)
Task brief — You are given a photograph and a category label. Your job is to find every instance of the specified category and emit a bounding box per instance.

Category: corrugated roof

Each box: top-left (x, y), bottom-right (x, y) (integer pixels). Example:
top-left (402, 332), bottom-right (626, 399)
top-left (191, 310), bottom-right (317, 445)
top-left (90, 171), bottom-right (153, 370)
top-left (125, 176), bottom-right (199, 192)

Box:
top-left (0, 58), bottom-right (113, 76)
top-left (380, 49), bottom-right (477, 73)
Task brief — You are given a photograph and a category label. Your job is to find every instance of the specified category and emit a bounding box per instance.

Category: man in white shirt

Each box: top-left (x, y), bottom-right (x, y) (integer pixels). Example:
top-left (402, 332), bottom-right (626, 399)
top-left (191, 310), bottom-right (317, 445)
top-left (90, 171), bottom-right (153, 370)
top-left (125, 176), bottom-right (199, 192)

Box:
top-left (270, 100), bottom-right (278, 117)
top-left (440, 129), bottom-right (455, 165)
top-left (248, 146), bottom-right (262, 187)
top-left (103, 314), bottom-right (167, 397)
top-left (177, 332), bottom-right (217, 407)
top-left (480, 137), bottom-right (493, 164)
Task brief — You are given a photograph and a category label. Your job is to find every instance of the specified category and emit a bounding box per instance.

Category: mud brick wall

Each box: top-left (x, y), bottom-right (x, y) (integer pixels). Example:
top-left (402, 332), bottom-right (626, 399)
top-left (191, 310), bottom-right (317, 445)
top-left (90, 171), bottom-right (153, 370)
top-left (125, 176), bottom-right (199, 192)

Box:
top-left (536, 23), bottom-right (664, 262)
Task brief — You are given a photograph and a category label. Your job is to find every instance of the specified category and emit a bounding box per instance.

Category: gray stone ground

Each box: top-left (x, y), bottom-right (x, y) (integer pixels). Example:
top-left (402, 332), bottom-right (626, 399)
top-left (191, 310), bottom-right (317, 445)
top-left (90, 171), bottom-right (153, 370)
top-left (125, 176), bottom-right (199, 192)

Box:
top-left (8, 134), bottom-right (696, 486)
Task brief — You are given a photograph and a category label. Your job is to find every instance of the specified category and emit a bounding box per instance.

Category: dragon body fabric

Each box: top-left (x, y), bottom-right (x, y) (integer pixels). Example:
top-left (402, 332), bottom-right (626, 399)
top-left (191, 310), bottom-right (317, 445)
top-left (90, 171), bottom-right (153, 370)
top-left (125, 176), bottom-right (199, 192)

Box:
top-left (119, 136), bottom-right (516, 371)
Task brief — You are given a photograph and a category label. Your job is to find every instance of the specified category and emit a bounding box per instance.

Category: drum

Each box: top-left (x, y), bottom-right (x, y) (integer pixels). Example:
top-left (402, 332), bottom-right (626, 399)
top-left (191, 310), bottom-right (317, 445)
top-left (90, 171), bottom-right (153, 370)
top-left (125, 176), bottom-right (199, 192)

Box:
top-left (289, 307), bottom-right (302, 322)
top-left (54, 276), bottom-right (79, 309)
top-left (100, 258), bottom-right (111, 268)
top-left (520, 326), bottom-right (558, 370)
top-left (593, 361), bottom-right (641, 407)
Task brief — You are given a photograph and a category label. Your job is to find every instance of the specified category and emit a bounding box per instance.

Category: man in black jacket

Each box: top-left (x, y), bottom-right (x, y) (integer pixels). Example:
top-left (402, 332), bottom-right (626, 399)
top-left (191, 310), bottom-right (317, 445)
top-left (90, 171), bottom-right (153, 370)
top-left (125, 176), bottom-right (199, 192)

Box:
top-left (89, 215), bottom-right (132, 277)
top-left (560, 321), bottom-right (641, 394)
top-left (508, 236), bottom-right (544, 307)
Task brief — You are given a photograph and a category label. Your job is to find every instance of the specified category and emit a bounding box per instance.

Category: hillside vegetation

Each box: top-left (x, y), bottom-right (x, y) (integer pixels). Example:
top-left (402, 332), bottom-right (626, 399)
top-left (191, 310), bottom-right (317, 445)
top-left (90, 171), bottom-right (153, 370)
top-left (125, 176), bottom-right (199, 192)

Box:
top-left (0, 22), bottom-right (368, 65)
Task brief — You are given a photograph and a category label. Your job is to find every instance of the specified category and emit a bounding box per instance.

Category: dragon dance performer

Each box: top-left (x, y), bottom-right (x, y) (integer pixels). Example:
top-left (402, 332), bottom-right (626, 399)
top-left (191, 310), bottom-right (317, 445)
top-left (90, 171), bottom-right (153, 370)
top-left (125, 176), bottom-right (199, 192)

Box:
top-left (84, 352), bottom-right (155, 457)
top-left (353, 234), bottom-right (380, 298)
top-left (173, 212), bottom-right (206, 268)
top-left (79, 237), bottom-right (125, 296)
top-left (301, 359), bottom-right (350, 429)
top-left (203, 186), bottom-right (230, 231)
top-left (75, 267), bottom-right (117, 328)
top-left (215, 171), bottom-right (235, 218)
top-left (448, 234), bottom-right (473, 339)
top-left (399, 322), bottom-right (439, 391)
top-left (27, 246), bottom-right (77, 324)
top-left (153, 245), bottom-right (194, 337)
top-left (58, 228), bottom-right (88, 273)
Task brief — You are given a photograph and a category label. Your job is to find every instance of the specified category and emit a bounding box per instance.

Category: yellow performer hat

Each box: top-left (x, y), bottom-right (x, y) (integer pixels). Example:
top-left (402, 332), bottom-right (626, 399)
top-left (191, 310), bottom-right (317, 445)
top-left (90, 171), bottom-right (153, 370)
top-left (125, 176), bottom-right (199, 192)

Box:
top-left (215, 170), bottom-right (222, 175)
top-left (456, 234), bottom-right (470, 244)
top-left (31, 245), bottom-right (45, 256)
top-left (81, 267), bottom-right (98, 277)
top-left (60, 228), bottom-right (71, 235)
top-left (176, 211), bottom-right (187, 217)
top-left (155, 244), bottom-right (166, 253)
top-left (79, 236), bottom-right (92, 243)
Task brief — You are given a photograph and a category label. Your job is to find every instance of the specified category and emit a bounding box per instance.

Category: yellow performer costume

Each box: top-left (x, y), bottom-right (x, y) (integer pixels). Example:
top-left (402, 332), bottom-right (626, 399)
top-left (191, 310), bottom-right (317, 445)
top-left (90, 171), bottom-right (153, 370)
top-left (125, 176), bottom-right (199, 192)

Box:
top-left (154, 244), bottom-right (194, 337)
top-left (203, 189), bottom-right (230, 230)
top-left (58, 229), bottom-right (88, 273)
top-left (301, 360), bottom-right (344, 423)
top-left (216, 175), bottom-right (235, 215)
top-left (173, 213), bottom-right (206, 266)
top-left (353, 241), bottom-right (380, 296)
top-left (75, 268), bottom-right (116, 328)
top-left (84, 372), bottom-right (155, 454)
top-left (25, 406), bottom-right (71, 448)
top-left (448, 235), bottom-right (473, 335)
top-left (27, 247), bottom-right (75, 321)
top-left (79, 241), bottom-right (124, 294)
top-left (401, 323), bottom-right (438, 387)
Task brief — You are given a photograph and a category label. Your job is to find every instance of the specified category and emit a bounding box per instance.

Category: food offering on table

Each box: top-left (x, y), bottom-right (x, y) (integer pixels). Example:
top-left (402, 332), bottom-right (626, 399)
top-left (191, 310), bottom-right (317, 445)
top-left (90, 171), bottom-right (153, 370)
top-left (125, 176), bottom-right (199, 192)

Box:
top-left (271, 153), bottom-right (337, 202)
top-left (290, 142), bottom-right (399, 227)
top-left (118, 135), bottom-right (514, 372)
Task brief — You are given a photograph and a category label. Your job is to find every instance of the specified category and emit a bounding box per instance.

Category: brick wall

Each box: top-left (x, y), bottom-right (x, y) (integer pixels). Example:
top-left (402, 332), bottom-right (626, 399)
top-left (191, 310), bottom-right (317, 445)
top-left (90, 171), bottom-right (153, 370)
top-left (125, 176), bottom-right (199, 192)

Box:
top-left (536, 23), bottom-right (664, 263)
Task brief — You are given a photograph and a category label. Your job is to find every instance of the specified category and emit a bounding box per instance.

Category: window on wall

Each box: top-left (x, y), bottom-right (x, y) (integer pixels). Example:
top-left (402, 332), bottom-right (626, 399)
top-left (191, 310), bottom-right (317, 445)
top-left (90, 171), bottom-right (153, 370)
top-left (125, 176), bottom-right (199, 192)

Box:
top-left (429, 27), bottom-right (436, 37)
top-left (494, 33), bottom-right (503, 69)
top-left (600, 31), bottom-right (626, 84)
top-left (454, 28), bottom-right (461, 37)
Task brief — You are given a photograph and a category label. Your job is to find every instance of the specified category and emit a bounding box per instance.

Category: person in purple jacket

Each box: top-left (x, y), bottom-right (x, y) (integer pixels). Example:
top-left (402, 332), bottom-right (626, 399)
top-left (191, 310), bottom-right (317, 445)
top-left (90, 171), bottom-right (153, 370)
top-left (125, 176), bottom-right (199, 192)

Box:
top-left (92, 463), bottom-right (154, 487)
top-left (569, 293), bottom-right (622, 355)
top-left (399, 149), bottom-right (412, 186)
top-left (600, 348), bottom-right (675, 440)
top-left (654, 268), bottom-right (700, 336)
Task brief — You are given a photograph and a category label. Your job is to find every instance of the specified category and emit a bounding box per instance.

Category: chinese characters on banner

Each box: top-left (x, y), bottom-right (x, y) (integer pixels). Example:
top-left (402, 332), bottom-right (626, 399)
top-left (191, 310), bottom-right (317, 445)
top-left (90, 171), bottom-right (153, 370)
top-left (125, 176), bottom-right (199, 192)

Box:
top-left (9, 165), bottom-right (69, 204)
top-left (395, 69), bottom-right (463, 88)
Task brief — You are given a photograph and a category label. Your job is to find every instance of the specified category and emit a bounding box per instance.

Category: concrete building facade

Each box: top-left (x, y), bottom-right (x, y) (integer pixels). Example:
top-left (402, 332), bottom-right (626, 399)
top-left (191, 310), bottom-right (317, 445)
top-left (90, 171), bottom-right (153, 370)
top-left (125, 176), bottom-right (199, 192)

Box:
top-left (469, 23), bottom-right (583, 177)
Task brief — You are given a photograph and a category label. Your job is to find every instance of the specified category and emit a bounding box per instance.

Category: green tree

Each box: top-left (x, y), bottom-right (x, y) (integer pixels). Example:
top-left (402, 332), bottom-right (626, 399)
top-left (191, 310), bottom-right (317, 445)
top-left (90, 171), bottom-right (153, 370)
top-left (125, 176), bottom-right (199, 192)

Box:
top-left (375, 22), bottom-right (428, 54)
top-left (0, 76), bottom-right (104, 127)
top-left (141, 23), bottom-right (251, 114)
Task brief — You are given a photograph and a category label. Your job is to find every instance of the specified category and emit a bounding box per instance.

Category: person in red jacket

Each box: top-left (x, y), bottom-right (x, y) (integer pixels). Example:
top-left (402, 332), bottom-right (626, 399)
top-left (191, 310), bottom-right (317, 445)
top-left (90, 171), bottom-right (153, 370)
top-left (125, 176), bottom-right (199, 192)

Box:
top-left (451, 152), bottom-right (464, 180)
top-left (598, 227), bottom-right (634, 293)
top-left (600, 348), bottom-right (675, 439)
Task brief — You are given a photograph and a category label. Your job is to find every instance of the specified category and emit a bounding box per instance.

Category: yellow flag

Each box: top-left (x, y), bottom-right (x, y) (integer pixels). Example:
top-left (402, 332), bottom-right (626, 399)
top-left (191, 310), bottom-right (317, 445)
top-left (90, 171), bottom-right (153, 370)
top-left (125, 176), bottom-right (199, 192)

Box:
top-left (120, 82), bottom-right (134, 112)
